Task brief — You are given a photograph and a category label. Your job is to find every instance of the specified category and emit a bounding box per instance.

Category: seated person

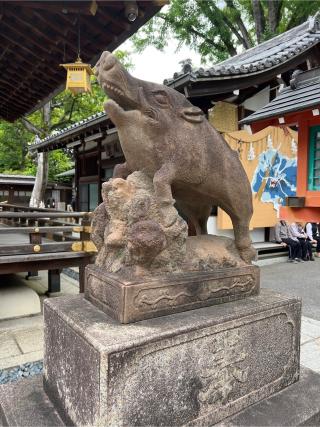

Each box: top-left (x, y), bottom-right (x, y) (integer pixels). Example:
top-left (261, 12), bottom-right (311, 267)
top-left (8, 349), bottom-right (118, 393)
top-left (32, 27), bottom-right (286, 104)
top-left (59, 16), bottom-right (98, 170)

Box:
top-left (275, 220), bottom-right (302, 262)
top-left (306, 222), bottom-right (320, 258)
top-left (289, 221), bottom-right (314, 261)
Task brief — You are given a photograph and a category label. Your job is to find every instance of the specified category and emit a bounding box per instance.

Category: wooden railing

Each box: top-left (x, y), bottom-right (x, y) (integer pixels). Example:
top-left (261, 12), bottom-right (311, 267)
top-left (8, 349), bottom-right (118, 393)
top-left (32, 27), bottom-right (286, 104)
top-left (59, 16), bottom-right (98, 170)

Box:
top-left (0, 203), bottom-right (96, 293)
top-left (0, 204), bottom-right (96, 256)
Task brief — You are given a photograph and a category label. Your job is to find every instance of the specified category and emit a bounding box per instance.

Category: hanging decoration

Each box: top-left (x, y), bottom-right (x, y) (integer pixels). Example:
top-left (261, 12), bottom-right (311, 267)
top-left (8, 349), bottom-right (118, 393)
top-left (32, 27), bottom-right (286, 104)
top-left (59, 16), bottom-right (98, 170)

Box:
top-left (266, 134), bottom-right (273, 150)
top-left (291, 138), bottom-right (298, 154)
top-left (237, 140), bottom-right (243, 158)
top-left (60, 14), bottom-right (94, 95)
top-left (247, 142), bottom-right (255, 161)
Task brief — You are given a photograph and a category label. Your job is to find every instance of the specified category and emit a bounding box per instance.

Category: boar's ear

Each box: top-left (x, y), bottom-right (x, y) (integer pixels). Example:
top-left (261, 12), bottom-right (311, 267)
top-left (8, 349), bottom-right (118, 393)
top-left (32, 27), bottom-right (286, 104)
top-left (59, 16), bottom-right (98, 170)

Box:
top-left (180, 106), bottom-right (204, 123)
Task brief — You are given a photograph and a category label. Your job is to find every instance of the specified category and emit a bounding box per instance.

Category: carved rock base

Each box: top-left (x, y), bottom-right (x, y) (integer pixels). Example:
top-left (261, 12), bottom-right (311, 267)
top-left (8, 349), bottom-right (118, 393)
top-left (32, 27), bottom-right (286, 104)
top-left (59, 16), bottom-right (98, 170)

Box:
top-left (42, 290), bottom-right (300, 426)
top-left (84, 264), bottom-right (260, 323)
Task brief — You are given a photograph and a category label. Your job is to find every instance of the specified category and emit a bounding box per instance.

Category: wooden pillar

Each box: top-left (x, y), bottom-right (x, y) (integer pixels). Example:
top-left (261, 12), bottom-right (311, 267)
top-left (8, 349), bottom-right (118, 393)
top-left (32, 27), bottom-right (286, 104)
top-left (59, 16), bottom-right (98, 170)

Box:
top-left (48, 269), bottom-right (61, 294)
top-left (75, 146), bottom-right (80, 212)
top-left (79, 263), bottom-right (86, 293)
top-left (97, 139), bottom-right (102, 204)
top-left (26, 228), bottom-right (42, 279)
top-left (296, 119), bottom-right (309, 196)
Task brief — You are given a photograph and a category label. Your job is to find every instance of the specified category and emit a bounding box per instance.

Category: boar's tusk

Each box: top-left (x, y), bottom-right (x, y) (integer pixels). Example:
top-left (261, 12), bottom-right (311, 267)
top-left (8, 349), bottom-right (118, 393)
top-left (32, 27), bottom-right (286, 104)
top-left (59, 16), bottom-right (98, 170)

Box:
top-left (180, 107), bottom-right (204, 123)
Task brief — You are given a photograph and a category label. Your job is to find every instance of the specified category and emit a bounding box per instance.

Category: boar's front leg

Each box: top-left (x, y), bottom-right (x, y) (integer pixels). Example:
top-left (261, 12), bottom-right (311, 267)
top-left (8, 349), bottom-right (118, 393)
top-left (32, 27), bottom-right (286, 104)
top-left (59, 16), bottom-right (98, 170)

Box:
top-left (153, 164), bottom-right (178, 228)
top-left (113, 162), bottom-right (131, 179)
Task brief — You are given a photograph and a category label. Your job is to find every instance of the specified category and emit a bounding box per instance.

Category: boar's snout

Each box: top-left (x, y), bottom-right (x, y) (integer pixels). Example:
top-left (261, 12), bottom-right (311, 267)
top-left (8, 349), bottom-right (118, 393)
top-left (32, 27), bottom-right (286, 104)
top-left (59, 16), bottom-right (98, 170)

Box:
top-left (95, 51), bottom-right (117, 79)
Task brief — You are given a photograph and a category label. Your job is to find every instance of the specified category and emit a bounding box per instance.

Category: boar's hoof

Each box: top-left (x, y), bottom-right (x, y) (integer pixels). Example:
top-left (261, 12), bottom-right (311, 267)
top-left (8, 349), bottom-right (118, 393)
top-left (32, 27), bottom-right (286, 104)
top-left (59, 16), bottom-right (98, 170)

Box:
top-left (238, 246), bottom-right (257, 264)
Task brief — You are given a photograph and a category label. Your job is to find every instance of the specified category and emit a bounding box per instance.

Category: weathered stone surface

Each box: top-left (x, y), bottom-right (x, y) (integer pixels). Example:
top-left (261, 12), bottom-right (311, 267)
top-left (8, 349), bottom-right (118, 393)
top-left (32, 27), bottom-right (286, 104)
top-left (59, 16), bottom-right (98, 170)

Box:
top-left (0, 376), bottom-right (64, 426)
top-left (85, 264), bottom-right (260, 323)
top-left (89, 171), bottom-right (259, 323)
top-left (217, 367), bottom-right (320, 426)
top-left (44, 290), bottom-right (300, 426)
top-left (95, 51), bottom-right (255, 263)
top-left (91, 171), bottom-right (188, 277)
top-left (2, 367), bottom-right (320, 427)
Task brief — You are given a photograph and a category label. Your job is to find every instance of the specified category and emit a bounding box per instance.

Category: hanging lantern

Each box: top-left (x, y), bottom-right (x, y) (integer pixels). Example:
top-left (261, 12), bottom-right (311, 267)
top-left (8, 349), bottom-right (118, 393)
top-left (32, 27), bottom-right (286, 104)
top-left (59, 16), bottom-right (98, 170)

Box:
top-left (60, 57), bottom-right (94, 95)
top-left (60, 14), bottom-right (93, 95)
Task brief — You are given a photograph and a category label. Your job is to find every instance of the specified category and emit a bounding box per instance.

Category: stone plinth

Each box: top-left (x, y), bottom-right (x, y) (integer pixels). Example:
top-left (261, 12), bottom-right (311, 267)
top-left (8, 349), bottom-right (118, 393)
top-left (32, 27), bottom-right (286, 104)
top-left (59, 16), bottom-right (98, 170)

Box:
top-left (84, 264), bottom-right (260, 323)
top-left (43, 290), bottom-right (300, 426)
top-left (3, 368), bottom-right (320, 427)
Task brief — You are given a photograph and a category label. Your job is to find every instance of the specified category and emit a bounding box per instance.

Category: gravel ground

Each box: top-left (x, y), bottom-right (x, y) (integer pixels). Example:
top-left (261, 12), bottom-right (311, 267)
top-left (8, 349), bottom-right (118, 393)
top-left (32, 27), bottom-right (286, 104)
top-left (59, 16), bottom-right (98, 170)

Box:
top-left (0, 361), bottom-right (43, 385)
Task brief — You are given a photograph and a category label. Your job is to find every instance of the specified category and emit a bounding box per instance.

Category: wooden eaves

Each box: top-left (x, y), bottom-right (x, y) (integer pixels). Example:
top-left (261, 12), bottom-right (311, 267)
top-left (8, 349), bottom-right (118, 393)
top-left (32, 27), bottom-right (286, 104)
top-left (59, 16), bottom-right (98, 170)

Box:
top-left (0, 0), bottom-right (164, 122)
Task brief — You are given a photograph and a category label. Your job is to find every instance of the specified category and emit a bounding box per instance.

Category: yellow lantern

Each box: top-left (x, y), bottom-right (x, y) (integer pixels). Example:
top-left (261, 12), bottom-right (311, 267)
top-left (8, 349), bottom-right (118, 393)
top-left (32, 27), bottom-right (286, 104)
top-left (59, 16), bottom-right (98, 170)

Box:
top-left (60, 56), bottom-right (94, 95)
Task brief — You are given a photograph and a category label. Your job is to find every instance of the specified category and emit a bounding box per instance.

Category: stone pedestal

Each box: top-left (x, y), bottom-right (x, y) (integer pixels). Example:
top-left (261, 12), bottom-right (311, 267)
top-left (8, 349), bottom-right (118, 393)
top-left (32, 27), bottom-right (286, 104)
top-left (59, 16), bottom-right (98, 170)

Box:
top-left (43, 290), bottom-right (300, 426)
top-left (85, 264), bottom-right (260, 323)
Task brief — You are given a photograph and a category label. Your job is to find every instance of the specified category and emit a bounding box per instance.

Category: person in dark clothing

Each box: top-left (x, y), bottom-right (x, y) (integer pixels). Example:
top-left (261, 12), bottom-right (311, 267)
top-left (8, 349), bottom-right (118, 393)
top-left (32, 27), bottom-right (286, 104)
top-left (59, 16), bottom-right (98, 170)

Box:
top-left (275, 220), bottom-right (302, 262)
top-left (295, 222), bottom-right (314, 261)
top-left (306, 222), bottom-right (320, 258)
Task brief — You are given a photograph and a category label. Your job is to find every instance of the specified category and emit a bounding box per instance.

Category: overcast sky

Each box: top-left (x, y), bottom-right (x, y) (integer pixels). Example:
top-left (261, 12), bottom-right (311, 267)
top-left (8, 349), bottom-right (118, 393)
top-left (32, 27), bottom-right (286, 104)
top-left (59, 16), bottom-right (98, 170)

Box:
top-left (119, 39), bottom-right (203, 83)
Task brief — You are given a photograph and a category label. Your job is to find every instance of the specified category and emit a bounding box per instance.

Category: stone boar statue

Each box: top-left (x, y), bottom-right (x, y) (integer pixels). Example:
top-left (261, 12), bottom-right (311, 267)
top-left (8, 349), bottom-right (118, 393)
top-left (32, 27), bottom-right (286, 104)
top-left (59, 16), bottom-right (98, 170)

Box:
top-left (95, 51), bottom-right (254, 263)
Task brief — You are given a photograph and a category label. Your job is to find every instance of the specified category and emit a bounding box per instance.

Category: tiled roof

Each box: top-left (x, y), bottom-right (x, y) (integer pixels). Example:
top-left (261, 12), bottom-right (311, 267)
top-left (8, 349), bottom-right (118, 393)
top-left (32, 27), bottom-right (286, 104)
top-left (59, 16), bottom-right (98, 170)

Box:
top-left (56, 169), bottom-right (75, 177)
top-left (0, 174), bottom-right (35, 185)
top-left (164, 13), bottom-right (320, 86)
top-left (31, 111), bottom-right (107, 151)
top-left (240, 67), bottom-right (320, 124)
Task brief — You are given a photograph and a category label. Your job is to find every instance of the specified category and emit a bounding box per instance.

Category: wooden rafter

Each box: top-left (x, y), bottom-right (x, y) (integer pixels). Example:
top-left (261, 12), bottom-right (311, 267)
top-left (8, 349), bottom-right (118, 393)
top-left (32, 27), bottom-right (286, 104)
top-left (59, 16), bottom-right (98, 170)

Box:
top-left (0, 1), bottom-right (162, 121)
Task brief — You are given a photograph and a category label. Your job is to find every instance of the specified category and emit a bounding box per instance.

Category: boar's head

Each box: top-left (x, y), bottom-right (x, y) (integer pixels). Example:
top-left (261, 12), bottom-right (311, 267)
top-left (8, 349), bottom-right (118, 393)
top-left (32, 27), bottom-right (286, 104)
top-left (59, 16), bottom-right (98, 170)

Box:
top-left (95, 51), bottom-right (205, 132)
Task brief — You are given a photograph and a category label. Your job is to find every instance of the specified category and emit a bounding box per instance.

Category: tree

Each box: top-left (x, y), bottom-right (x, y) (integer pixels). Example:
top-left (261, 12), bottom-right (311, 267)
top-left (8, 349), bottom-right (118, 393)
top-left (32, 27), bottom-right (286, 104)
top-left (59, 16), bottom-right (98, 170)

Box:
top-left (132, 0), bottom-right (320, 62)
top-left (0, 120), bottom-right (31, 172)
top-left (24, 81), bottom-right (107, 207)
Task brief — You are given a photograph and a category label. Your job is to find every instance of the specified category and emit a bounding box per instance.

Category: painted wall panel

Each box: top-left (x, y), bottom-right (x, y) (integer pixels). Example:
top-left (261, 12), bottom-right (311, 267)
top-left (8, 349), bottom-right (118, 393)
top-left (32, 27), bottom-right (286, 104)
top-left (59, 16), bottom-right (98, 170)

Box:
top-left (218, 126), bottom-right (298, 230)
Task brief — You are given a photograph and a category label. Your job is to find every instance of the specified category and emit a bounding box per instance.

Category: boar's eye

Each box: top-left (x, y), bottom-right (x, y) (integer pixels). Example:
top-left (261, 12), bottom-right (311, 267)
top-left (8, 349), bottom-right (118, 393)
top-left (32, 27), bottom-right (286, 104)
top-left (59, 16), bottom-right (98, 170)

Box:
top-left (152, 91), bottom-right (169, 107)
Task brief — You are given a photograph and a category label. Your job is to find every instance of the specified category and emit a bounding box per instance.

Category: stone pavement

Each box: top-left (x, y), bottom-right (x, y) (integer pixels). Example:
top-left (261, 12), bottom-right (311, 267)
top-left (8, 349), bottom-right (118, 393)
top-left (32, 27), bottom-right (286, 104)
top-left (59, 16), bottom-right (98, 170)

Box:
top-left (261, 259), bottom-right (320, 320)
top-left (301, 316), bottom-right (320, 374)
top-left (0, 271), bottom-right (78, 370)
top-left (0, 315), bottom-right (43, 370)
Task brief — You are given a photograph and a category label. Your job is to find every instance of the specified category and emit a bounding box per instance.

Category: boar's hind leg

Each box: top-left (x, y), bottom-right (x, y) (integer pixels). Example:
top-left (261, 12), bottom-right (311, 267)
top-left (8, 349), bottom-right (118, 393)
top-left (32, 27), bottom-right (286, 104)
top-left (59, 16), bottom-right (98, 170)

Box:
top-left (198, 205), bottom-right (212, 235)
top-left (153, 164), bottom-right (177, 228)
top-left (232, 218), bottom-right (256, 263)
top-left (113, 162), bottom-right (131, 179)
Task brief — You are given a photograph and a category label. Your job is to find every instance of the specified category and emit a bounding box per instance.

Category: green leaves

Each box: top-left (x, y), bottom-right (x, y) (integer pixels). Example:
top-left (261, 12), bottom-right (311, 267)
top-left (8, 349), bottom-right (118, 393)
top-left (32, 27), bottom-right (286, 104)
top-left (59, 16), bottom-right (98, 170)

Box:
top-left (132, 0), bottom-right (320, 62)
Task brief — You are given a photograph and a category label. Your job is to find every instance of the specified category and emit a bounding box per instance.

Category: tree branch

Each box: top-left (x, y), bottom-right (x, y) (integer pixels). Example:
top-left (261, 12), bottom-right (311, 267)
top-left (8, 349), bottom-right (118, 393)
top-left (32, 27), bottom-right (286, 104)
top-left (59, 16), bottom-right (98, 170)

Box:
top-left (194, 0), bottom-right (237, 56)
top-left (209, 1), bottom-right (249, 49)
top-left (20, 117), bottom-right (43, 135)
top-left (251, 0), bottom-right (266, 43)
top-left (50, 98), bottom-right (76, 131)
top-left (225, 0), bottom-right (253, 48)
top-left (158, 14), bottom-right (223, 51)
top-left (268, 0), bottom-right (282, 34)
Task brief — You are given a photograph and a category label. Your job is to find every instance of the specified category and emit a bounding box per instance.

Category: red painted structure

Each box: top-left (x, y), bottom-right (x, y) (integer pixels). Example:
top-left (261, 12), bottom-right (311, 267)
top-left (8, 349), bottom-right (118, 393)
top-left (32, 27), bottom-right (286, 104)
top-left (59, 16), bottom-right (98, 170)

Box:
top-left (252, 114), bottom-right (320, 221)
top-left (242, 68), bottom-right (320, 222)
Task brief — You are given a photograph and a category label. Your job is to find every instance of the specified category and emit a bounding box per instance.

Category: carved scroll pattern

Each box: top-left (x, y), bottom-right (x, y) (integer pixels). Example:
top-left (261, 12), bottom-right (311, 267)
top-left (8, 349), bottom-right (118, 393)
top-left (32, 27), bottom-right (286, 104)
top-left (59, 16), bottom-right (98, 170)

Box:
top-left (134, 274), bottom-right (255, 311)
top-left (197, 329), bottom-right (248, 410)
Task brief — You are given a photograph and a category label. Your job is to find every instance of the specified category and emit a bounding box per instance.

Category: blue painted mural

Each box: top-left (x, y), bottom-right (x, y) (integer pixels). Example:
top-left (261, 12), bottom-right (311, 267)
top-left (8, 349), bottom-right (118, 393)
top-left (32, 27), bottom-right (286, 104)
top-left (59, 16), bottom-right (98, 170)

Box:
top-left (251, 146), bottom-right (297, 212)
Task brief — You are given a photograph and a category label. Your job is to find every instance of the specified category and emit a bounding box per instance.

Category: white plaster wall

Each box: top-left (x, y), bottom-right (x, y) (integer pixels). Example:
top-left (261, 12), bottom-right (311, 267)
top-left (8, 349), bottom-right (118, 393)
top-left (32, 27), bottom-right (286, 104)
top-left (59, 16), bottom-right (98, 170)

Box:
top-left (241, 86), bottom-right (270, 112)
top-left (207, 216), bottom-right (265, 243)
